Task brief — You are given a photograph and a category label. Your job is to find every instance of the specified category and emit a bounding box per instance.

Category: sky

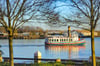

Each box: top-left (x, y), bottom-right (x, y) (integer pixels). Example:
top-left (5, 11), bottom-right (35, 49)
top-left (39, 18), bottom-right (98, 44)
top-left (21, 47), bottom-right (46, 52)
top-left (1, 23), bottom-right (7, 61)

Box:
top-left (0, 0), bottom-right (100, 31)
top-left (23, 0), bottom-right (100, 31)
top-left (24, 0), bottom-right (74, 30)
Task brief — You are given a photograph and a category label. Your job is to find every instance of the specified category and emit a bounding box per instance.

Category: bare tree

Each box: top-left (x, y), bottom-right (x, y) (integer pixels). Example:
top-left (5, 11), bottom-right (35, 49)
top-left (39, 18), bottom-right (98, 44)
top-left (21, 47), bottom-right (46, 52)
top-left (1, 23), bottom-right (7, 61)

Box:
top-left (0, 0), bottom-right (46, 66)
top-left (54, 0), bottom-right (100, 66)
top-left (33, 0), bottom-right (64, 27)
top-left (42, 0), bottom-right (100, 66)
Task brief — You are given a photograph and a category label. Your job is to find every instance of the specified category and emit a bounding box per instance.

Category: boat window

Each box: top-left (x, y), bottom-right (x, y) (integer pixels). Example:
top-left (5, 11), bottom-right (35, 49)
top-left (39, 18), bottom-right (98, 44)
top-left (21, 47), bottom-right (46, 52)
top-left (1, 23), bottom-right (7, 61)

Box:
top-left (60, 39), bottom-right (62, 41)
top-left (66, 39), bottom-right (68, 41)
top-left (60, 39), bottom-right (63, 41)
top-left (71, 39), bottom-right (72, 41)
top-left (69, 39), bottom-right (72, 41)
top-left (49, 39), bottom-right (51, 41)
top-left (52, 39), bottom-right (53, 42)
top-left (69, 39), bottom-right (70, 42)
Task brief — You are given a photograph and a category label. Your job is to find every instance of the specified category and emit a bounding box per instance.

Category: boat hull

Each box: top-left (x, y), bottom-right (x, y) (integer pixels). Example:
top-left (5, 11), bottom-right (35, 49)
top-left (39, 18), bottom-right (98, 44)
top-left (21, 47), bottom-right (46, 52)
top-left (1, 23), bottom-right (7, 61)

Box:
top-left (45, 39), bottom-right (85, 46)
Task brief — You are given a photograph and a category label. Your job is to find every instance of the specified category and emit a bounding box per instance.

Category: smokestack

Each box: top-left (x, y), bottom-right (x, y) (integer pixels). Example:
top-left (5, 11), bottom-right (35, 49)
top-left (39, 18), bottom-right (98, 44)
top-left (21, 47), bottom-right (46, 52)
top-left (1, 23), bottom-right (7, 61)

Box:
top-left (68, 26), bottom-right (71, 37)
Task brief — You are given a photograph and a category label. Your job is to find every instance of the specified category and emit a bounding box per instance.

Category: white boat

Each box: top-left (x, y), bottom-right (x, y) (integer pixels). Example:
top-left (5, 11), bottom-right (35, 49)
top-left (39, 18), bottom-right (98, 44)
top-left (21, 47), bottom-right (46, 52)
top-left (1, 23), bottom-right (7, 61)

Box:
top-left (45, 26), bottom-right (85, 46)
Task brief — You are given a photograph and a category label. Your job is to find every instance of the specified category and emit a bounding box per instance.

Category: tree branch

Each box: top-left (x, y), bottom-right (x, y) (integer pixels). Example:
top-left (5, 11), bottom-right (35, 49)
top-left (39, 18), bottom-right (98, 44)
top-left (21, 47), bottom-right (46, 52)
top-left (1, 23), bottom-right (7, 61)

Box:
top-left (71, 0), bottom-right (90, 19)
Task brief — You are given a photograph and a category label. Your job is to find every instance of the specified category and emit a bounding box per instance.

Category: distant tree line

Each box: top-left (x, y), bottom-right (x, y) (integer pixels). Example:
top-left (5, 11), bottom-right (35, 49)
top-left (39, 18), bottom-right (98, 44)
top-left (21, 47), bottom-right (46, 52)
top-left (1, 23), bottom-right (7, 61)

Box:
top-left (17, 26), bottom-right (44, 33)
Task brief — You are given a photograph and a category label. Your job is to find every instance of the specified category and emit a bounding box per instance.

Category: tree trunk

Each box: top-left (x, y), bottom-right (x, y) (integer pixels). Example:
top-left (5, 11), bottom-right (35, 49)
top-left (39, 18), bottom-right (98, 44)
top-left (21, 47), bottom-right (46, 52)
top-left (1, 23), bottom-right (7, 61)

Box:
top-left (91, 24), bottom-right (96, 66)
top-left (90, 0), bottom-right (96, 66)
top-left (8, 31), bottom-right (14, 66)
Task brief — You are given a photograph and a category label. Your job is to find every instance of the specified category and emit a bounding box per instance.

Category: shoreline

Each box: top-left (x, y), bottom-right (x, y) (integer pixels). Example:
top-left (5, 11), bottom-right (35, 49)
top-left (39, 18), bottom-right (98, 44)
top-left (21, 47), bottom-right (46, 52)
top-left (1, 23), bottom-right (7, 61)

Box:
top-left (0, 36), bottom-right (100, 39)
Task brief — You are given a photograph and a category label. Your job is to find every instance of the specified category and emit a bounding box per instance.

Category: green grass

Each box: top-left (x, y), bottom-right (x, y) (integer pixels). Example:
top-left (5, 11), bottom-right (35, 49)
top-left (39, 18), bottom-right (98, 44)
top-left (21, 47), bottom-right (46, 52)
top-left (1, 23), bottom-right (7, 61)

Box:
top-left (0, 62), bottom-right (100, 66)
top-left (0, 62), bottom-right (10, 66)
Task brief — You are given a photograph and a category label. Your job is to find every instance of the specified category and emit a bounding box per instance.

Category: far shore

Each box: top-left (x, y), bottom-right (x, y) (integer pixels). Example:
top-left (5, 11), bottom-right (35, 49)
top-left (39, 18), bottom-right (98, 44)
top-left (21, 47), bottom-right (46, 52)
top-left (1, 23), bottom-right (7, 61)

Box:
top-left (0, 36), bottom-right (100, 39)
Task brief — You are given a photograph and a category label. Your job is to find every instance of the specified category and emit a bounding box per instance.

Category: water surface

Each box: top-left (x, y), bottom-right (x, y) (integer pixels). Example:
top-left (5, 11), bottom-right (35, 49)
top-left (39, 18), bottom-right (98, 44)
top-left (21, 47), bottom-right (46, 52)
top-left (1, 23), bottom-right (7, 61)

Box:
top-left (0, 38), bottom-right (100, 63)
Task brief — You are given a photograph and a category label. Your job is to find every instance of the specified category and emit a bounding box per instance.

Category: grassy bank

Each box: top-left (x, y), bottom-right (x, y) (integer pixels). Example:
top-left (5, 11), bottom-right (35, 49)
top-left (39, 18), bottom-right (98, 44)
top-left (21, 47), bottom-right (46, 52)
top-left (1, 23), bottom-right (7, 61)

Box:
top-left (0, 62), bottom-right (100, 66)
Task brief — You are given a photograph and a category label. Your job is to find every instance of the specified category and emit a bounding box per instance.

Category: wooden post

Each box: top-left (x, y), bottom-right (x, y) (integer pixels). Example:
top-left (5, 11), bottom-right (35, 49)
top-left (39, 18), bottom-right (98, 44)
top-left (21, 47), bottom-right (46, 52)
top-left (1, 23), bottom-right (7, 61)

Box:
top-left (34, 51), bottom-right (41, 63)
top-left (0, 51), bottom-right (3, 62)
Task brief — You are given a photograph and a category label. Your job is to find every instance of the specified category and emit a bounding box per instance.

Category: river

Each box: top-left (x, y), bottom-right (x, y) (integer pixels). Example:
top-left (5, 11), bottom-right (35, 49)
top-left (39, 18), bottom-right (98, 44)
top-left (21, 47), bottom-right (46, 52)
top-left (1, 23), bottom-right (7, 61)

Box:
top-left (0, 38), bottom-right (100, 63)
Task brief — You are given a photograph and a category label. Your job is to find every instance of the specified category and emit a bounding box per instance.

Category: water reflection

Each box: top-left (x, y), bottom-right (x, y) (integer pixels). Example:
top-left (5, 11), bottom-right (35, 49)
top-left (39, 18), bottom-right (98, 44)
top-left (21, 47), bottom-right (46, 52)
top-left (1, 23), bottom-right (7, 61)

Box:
top-left (45, 45), bottom-right (85, 59)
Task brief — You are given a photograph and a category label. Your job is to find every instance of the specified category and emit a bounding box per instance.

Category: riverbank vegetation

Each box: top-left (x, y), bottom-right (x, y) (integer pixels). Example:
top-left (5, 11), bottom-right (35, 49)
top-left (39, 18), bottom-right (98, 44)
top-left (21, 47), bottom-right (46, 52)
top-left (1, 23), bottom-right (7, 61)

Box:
top-left (0, 62), bottom-right (100, 66)
top-left (0, 26), bottom-right (100, 39)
